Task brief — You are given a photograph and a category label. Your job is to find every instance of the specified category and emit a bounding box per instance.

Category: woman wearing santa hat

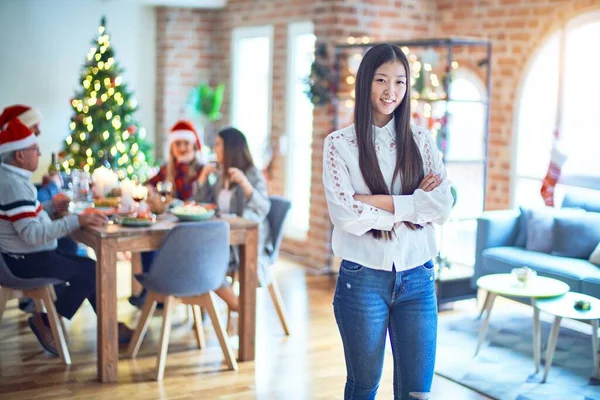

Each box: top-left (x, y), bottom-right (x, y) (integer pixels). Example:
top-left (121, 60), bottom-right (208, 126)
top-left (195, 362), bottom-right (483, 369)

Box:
top-left (129, 120), bottom-right (207, 308)
top-left (146, 120), bottom-right (204, 201)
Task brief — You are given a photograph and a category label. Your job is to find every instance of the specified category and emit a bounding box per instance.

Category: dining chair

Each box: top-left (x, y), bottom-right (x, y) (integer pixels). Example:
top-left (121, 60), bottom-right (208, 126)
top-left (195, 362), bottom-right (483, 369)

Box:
top-left (0, 255), bottom-right (70, 364)
top-left (126, 220), bottom-right (237, 381)
top-left (227, 196), bottom-right (291, 336)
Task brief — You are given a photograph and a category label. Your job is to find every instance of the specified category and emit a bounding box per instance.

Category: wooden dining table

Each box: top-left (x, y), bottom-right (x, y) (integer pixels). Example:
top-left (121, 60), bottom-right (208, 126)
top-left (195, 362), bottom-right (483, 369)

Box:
top-left (70, 213), bottom-right (259, 383)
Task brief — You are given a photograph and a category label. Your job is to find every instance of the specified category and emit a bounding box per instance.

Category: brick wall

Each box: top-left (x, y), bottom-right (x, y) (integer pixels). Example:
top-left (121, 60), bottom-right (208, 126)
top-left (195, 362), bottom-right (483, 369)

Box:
top-left (211, 0), bottom-right (317, 193)
top-left (155, 0), bottom-right (600, 270)
top-left (155, 8), bottom-right (217, 159)
top-left (436, 0), bottom-right (600, 210)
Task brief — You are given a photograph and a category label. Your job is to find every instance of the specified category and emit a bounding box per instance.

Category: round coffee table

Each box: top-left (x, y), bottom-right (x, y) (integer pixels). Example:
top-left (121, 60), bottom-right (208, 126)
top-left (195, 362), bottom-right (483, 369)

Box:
top-left (536, 292), bottom-right (600, 382)
top-left (475, 274), bottom-right (570, 373)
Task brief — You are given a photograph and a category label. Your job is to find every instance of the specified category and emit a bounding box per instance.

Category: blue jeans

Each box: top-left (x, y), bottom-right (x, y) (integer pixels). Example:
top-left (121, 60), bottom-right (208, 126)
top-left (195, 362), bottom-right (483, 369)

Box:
top-left (333, 260), bottom-right (437, 400)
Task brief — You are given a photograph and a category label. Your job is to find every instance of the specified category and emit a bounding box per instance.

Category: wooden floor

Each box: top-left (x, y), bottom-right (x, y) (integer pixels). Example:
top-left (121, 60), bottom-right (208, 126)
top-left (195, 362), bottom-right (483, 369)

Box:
top-left (0, 258), bottom-right (491, 399)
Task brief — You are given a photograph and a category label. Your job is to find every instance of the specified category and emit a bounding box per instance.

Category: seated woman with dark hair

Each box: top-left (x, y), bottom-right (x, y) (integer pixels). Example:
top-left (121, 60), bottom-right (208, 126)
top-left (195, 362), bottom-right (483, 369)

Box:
top-left (195, 127), bottom-right (273, 310)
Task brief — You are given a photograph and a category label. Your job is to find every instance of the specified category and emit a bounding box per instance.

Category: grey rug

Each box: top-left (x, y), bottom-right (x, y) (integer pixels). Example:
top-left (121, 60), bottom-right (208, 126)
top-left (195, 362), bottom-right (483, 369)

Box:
top-left (435, 308), bottom-right (600, 400)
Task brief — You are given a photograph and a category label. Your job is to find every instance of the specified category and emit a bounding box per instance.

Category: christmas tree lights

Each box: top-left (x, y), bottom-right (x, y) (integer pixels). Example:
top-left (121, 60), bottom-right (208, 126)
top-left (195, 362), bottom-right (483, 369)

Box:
top-left (61, 16), bottom-right (153, 181)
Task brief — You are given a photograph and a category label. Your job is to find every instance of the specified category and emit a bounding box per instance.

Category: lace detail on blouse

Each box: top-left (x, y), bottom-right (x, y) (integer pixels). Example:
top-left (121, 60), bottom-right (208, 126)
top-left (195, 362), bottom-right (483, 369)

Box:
top-left (326, 134), bottom-right (366, 215)
top-left (414, 128), bottom-right (435, 175)
top-left (344, 133), bottom-right (358, 148)
top-left (327, 134), bottom-right (379, 215)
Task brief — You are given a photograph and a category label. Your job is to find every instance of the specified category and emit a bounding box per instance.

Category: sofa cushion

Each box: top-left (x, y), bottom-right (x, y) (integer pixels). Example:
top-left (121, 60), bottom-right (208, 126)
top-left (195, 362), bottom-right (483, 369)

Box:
top-left (552, 212), bottom-right (600, 259)
top-left (525, 208), bottom-right (555, 253)
top-left (515, 206), bottom-right (583, 249)
top-left (524, 207), bottom-right (585, 253)
top-left (481, 246), bottom-right (600, 292)
top-left (514, 207), bottom-right (528, 247)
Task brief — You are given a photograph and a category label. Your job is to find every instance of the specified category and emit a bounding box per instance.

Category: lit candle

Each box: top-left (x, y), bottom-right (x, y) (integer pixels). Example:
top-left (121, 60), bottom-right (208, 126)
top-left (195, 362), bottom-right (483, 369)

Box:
top-left (92, 166), bottom-right (107, 197)
top-left (92, 166), bottom-right (119, 197)
top-left (120, 179), bottom-right (135, 213)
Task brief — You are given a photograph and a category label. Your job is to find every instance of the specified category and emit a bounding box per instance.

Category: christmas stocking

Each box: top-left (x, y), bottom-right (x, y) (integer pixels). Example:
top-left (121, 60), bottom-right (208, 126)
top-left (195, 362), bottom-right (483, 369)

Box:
top-left (540, 142), bottom-right (567, 207)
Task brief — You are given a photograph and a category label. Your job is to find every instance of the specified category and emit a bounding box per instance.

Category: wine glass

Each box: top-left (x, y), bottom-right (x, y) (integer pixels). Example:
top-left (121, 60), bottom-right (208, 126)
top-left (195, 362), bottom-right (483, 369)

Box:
top-left (156, 181), bottom-right (173, 200)
top-left (132, 185), bottom-right (148, 217)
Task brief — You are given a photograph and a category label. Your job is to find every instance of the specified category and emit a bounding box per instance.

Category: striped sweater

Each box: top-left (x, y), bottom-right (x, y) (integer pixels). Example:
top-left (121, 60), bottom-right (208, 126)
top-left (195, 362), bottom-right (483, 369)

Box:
top-left (0, 163), bottom-right (79, 254)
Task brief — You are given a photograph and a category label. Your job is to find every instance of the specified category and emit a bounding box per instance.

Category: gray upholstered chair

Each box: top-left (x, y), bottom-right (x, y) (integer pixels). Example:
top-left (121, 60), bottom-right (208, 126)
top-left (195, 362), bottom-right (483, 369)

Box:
top-left (265, 196), bottom-right (292, 335)
top-left (126, 220), bottom-right (237, 381)
top-left (227, 196), bottom-right (292, 336)
top-left (0, 254), bottom-right (70, 364)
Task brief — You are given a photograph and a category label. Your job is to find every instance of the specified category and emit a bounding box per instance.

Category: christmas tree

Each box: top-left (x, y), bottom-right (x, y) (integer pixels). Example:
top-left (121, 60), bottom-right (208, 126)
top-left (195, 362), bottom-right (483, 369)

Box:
top-left (61, 17), bottom-right (153, 180)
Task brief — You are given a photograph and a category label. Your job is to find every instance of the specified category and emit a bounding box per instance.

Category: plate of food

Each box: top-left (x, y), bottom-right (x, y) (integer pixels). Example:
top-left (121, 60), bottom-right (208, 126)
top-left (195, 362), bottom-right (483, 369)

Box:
top-left (118, 212), bottom-right (156, 227)
top-left (171, 204), bottom-right (216, 221)
top-left (196, 202), bottom-right (217, 210)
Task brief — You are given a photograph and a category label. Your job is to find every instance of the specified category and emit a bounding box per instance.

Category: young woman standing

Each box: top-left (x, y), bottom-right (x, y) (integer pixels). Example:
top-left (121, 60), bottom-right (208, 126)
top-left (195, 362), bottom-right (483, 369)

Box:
top-left (323, 44), bottom-right (454, 400)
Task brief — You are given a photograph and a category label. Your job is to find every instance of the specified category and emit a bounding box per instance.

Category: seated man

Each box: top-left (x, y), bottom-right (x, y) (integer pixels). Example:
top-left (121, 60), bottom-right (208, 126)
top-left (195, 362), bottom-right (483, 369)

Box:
top-left (0, 120), bottom-right (132, 356)
top-left (0, 104), bottom-right (76, 252)
top-left (0, 104), bottom-right (81, 313)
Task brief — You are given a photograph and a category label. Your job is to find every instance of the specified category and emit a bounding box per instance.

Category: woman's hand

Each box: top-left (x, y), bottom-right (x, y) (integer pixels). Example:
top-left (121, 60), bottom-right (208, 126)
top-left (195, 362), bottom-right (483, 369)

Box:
top-left (197, 163), bottom-right (217, 185)
top-left (228, 168), bottom-right (254, 198)
top-left (418, 173), bottom-right (441, 192)
top-left (228, 167), bottom-right (249, 186)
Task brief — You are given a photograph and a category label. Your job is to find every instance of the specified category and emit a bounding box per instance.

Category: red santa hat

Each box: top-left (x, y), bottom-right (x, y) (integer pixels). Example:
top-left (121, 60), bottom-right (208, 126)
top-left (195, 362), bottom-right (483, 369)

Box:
top-left (0, 104), bottom-right (43, 131)
top-left (169, 120), bottom-right (201, 150)
top-left (0, 119), bottom-right (38, 155)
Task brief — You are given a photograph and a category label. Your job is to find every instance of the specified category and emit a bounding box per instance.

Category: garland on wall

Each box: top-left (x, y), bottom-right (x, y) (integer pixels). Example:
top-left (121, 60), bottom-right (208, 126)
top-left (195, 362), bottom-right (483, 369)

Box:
top-left (305, 42), bottom-right (334, 107)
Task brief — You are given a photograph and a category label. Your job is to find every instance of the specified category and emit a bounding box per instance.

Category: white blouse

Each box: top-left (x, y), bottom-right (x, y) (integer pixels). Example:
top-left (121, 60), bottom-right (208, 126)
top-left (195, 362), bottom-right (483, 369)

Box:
top-left (217, 188), bottom-right (234, 214)
top-left (322, 118), bottom-right (454, 272)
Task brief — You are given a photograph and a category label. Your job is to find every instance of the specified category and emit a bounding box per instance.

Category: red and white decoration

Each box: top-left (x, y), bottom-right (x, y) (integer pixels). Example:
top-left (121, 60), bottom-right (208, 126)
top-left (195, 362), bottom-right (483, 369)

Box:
top-left (0, 119), bottom-right (37, 154)
top-left (0, 104), bottom-right (42, 131)
top-left (540, 137), bottom-right (568, 207)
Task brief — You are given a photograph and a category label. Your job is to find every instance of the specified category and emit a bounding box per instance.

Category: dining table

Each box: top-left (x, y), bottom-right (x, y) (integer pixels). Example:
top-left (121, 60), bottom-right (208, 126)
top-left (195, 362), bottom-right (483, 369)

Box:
top-left (70, 213), bottom-right (259, 383)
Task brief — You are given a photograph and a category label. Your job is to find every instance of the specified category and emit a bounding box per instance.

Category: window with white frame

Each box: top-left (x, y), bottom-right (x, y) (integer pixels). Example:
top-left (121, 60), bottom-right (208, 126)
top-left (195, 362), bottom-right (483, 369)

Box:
top-left (437, 70), bottom-right (488, 268)
top-left (231, 26), bottom-right (273, 170)
top-left (514, 12), bottom-right (600, 207)
top-left (284, 22), bottom-right (315, 238)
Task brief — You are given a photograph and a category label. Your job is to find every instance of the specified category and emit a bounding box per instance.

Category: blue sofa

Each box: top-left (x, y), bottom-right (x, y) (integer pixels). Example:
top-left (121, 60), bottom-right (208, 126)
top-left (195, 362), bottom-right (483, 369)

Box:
top-left (474, 191), bottom-right (600, 298)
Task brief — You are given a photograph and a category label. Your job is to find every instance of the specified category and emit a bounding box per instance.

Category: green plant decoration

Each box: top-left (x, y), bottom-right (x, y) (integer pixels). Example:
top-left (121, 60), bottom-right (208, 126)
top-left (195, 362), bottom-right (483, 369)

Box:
top-left (188, 83), bottom-right (225, 121)
top-left (305, 42), bottom-right (334, 107)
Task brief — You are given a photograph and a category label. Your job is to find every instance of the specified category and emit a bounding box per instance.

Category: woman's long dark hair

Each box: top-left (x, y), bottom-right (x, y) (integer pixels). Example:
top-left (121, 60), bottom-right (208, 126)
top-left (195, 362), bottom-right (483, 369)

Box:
top-left (218, 127), bottom-right (254, 188)
top-left (354, 44), bottom-right (424, 239)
